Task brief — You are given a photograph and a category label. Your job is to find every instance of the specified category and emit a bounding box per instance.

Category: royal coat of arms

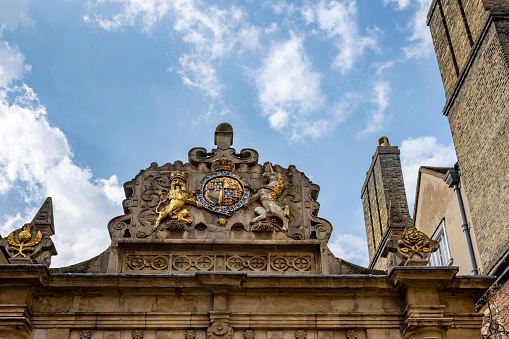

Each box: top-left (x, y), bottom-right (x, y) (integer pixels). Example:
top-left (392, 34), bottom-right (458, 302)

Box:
top-left (196, 171), bottom-right (249, 217)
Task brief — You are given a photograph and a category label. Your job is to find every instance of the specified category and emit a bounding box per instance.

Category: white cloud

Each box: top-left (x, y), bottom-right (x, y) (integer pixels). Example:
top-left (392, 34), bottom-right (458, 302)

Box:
top-left (356, 80), bottom-right (391, 139)
top-left (328, 233), bottom-right (369, 267)
top-left (383, 0), bottom-right (433, 58)
top-left (400, 136), bottom-right (456, 213)
top-left (0, 41), bottom-right (31, 88)
top-left (0, 0), bottom-right (34, 30)
top-left (301, 0), bottom-right (377, 74)
top-left (403, 0), bottom-right (433, 58)
top-left (86, 0), bottom-right (260, 100)
top-left (0, 44), bottom-right (124, 268)
top-left (255, 34), bottom-right (327, 141)
top-left (84, 0), bottom-right (170, 32)
top-left (383, 0), bottom-right (412, 10)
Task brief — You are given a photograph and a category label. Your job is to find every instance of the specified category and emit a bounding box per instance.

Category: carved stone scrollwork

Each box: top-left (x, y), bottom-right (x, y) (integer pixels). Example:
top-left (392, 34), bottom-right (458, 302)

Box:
top-left (173, 256), bottom-right (192, 270)
top-left (207, 321), bottom-right (234, 339)
top-left (132, 330), bottom-right (144, 339)
top-left (172, 255), bottom-right (214, 271)
top-left (248, 257), bottom-right (266, 271)
top-left (271, 257), bottom-right (289, 271)
top-left (195, 256), bottom-right (214, 270)
top-left (295, 329), bottom-right (307, 339)
top-left (345, 330), bottom-right (357, 339)
top-left (127, 255), bottom-right (169, 271)
top-left (79, 330), bottom-right (92, 339)
top-left (185, 329), bottom-right (196, 339)
top-left (226, 256), bottom-right (245, 271)
top-left (243, 329), bottom-right (255, 339)
top-left (270, 256), bottom-right (312, 273)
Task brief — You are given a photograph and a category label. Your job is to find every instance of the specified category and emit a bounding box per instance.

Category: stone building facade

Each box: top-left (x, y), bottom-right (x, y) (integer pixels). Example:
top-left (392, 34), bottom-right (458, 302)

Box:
top-left (0, 124), bottom-right (492, 339)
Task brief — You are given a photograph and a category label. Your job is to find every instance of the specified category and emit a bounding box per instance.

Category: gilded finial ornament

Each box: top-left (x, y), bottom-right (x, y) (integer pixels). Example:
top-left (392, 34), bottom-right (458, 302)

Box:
top-left (7, 224), bottom-right (42, 258)
top-left (400, 228), bottom-right (430, 253)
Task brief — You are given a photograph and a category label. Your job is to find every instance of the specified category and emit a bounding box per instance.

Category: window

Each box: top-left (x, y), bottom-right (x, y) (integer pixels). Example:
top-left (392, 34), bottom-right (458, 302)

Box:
top-left (428, 219), bottom-right (452, 266)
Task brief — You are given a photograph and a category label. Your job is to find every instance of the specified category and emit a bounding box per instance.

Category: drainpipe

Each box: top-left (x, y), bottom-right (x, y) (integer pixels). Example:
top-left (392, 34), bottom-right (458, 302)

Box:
top-left (444, 168), bottom-right (479, 275)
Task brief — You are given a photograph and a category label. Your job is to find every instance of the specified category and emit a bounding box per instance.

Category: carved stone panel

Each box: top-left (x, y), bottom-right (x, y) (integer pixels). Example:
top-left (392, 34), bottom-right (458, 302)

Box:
top-left (121, 251), bottom-right (315, 274)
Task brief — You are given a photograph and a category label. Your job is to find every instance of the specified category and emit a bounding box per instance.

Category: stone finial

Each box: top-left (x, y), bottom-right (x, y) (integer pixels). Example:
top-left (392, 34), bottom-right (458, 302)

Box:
top-left (0, 198), bottom-right (57, 266)
top-left (31, 197), bottom-right (54, 236)
top-left (215, 123), bottom-right (233, 150)
top-left (386, 227), bottom-right (439, 266)
top-left (378, 136), bottom-right (390, 146)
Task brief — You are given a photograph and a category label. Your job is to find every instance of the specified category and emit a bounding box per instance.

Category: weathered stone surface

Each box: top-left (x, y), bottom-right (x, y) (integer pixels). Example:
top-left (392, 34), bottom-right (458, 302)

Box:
top-left (361, 137), bottom-right (413, 271)
top-left (0, 124), bottom-right (493, 338)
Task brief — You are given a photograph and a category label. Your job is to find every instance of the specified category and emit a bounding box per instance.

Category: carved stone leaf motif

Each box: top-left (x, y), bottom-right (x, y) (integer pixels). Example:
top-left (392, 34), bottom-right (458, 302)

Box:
top-left (295, 329), bottom-right (307, 339)
top-left (132, 330), bottom-right (144, 339)
top-left (243, 329), bottom-right (255, 339)
top-left (185, 329), bottom-right (196, 339)
top-left (281, 181), bottom-right (303, 234)
top-left (79, 330), bottom-right (92, 339)
top-left (346, 330), bottom-right (357, 339)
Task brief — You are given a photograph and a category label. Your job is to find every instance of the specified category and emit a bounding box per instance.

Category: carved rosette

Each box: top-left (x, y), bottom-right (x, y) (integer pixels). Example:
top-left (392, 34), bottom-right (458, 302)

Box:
top-left (295, 329), bottom-right (307, 339)
top-left (346, 330), bottom-right (357, 339)
top-left (79, 330), bottom-right (92, 339)
top-left (185, 329), bottom-right (197, 339)
top-left (243, 329), bottom-right (255, 339)
top-left (207, 321), bottom-right (234, 339)
top-left (132, 329), bottom-right (144, 339)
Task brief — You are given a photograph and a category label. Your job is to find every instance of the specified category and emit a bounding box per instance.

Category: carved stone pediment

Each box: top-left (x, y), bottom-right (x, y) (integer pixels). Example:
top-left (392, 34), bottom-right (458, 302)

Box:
top-left (107, 123), bottom-right (332, 245)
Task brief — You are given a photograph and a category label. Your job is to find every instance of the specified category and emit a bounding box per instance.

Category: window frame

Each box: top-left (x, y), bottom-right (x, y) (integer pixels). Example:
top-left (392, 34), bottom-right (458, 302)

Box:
top-left (428, 219), bottom-right (452, 267)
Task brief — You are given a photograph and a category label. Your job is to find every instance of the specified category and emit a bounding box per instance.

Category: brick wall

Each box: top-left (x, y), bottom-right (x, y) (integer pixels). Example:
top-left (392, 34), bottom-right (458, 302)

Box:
top-left (361, 140), bottom-right (412, 270)
top-left (428, 0), bottom-right (509, 274)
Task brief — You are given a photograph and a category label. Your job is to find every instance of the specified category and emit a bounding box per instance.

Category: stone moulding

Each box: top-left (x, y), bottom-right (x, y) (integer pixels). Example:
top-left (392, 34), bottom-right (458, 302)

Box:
top-left (0, 265), bottom-right (493, 338)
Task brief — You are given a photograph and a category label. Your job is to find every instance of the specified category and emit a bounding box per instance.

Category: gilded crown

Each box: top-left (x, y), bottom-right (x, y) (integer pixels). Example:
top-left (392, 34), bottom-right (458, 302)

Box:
top-left (170, 170), bottom-right (187, 182)
top-left (212, 156), bottom-right (234, 171)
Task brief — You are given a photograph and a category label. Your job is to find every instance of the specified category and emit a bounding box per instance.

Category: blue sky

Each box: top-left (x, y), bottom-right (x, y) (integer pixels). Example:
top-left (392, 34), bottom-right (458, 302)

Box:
top-left (0, 0), bottom-right (457, 267)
